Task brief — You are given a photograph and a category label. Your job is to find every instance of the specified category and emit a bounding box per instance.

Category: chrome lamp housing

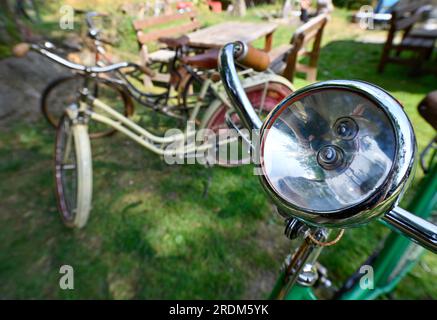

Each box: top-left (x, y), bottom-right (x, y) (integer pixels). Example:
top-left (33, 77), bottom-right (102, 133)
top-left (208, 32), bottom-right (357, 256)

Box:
top-left (258, 80), bottom-right (417, 228)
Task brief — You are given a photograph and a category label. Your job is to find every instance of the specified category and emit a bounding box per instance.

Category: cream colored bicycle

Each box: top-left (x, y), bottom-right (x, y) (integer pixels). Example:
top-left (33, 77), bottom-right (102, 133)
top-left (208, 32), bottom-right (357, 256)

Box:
top-left (14, 42), bottom-right (293, 228)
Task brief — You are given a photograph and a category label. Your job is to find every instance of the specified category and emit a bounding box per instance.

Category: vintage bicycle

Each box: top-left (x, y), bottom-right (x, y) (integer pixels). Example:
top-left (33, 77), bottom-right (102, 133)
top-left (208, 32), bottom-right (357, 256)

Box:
top-left (218, 41), bottom-right (437, 299)
top-left (13, 41), bottom-right (293, 228)
top-left (40, 11), bottom-right (292, 140)
top-left (41, 10), bottom-right (192, 138)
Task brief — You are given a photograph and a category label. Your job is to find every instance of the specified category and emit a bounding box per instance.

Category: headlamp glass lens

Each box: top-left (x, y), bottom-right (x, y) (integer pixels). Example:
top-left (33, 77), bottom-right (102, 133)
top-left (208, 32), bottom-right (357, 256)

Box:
top-left (262, 89), bottom-right (396, 213)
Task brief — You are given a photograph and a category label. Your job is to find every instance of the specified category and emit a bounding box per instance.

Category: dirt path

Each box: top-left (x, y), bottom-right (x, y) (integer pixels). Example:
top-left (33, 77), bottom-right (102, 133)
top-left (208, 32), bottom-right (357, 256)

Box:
top-left (0, 52), bottom-right (69, 124)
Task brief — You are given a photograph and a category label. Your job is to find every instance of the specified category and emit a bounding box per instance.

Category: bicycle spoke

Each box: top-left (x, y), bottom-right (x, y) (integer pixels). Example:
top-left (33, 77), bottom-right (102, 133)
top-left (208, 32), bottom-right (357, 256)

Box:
top-left (62, 164), bottom-right (77, 170)
top-left (63, 129), bottom-right (73, 163)
top-left (258, 82), bottom-right (269, 116)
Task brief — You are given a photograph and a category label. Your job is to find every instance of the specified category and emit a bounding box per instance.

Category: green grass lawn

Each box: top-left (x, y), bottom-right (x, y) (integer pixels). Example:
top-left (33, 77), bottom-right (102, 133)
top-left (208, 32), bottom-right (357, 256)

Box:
top-left (0, 4), bottom-right (436, 299)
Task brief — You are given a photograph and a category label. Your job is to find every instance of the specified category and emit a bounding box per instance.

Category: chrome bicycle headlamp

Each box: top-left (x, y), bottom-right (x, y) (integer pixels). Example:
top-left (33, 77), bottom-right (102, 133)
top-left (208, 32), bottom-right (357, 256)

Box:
top-left (259, 80), bottom-right (417, 228)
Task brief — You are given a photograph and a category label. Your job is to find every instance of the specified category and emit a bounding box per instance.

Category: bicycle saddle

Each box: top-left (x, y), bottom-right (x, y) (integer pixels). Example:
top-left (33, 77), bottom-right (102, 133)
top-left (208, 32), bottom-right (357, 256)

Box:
top-left (158, 35), bottom-right (190, 49)
top-left (182, 48), bottom-right (220, 69)
top-left (418, 91), bottom-right (437, 131)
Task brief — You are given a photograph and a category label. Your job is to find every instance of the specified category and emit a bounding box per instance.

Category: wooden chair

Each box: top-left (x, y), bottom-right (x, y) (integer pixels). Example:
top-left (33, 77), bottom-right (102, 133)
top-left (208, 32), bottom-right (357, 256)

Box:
top-left (269, 14), bottom-right (329, 83)
top-left (133, 11), bottom-right (200, 66)
top-left (378, 1), bottom-right (435, 73)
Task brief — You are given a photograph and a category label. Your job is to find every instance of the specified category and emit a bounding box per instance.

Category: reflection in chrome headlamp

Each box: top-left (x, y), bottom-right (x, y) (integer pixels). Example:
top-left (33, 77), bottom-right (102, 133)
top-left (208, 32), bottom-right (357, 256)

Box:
top-left (259, 81), bottom-right (416, 228)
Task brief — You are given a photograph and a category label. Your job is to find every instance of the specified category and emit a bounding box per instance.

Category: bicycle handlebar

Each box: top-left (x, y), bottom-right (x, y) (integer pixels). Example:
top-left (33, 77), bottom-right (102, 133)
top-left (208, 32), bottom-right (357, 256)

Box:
top-left (384, 207), bottom-right (437, 253)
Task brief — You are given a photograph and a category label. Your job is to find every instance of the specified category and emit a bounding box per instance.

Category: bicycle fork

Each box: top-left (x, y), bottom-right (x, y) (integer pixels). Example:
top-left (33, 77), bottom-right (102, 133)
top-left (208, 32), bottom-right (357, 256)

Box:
top-left (270, 222), bottom-right (330, 300)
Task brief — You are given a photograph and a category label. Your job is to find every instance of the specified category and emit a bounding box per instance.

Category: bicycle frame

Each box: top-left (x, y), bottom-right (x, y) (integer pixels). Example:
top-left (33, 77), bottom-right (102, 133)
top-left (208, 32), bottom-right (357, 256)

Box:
top-left (76, 68), bottom-right (290, 158)
top-left (81, 78), bottom-right (219, 157)
top-left (73, 40), bottom-right (188, 118)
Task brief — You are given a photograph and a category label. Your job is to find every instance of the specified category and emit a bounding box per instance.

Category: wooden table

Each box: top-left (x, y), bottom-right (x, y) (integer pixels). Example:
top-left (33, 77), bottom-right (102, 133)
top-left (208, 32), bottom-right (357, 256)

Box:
top-left (186, 21), bottom-right (278, 52)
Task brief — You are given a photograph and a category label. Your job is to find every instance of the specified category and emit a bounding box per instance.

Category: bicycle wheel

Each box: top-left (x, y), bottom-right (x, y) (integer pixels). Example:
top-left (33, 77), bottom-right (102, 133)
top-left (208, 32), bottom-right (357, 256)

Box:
top-left (55, 113), bottom-right (92, 228)
top-left (41, 75), bottom-right (134, 139)
top-left (202, 82), bottom-right (293, 167)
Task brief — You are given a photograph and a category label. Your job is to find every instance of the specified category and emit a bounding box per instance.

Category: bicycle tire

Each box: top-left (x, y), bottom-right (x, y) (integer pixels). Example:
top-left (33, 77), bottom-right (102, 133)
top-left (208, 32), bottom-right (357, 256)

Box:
top-left (55, 113), bottom-right (92, 228)
top-left (181, 72), bottom-right (209, 112)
